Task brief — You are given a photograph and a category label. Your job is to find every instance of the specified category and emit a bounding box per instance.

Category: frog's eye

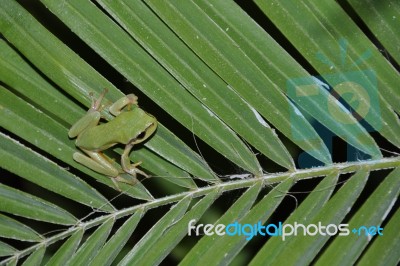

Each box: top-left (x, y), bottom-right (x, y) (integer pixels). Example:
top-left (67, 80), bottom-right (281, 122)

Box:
top-left (131, 121), bottom-right (157, 145)
top-left (131, 123), bottom-right (155, 144)
top-left (135, 131), bottom-right (147, 142)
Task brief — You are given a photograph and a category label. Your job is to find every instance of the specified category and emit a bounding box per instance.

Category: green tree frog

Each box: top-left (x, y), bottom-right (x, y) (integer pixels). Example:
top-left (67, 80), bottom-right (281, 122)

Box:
top-left (68, 89), bottom-right (157, 190)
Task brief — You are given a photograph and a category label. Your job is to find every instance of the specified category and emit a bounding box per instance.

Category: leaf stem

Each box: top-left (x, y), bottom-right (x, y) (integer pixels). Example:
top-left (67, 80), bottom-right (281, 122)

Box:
top-left (2, 156), bottom-right (400, 264)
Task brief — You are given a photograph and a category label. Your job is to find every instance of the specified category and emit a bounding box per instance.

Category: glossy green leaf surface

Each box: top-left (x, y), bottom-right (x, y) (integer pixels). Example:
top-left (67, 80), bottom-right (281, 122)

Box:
top-left (316, 167), bottom-right (400, 265)
top-left (358, 205), bottom-right (400, 266)
top-left (118, 197), bottom-right (192, 265)
top-left (127, 190), bottom-right (220, 266)
top-left (269, 170), bottom-right (369, 265)
top-left (0, 214), bottom-right (42, 242)
top-left (45, 230), bottom-right (84, 266)
top-left (0, 183), bottom-right (77, 225)
top-left (250, 171), bottom-right (340, 265)
top-left (21, 246), bottom-right (45, 266)
top-left (68, 219), bottom-right (114, 265)
top-left (254, 0), bottom-right (400, 147)
top-left (181, 182), bottom-right (263, 265)
top-left (89, 210), bottom-right (144, 266)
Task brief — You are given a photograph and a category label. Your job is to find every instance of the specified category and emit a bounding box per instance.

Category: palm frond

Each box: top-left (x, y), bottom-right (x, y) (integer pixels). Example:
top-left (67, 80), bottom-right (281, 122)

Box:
top-left (0, 0), bottom-right (399, 265)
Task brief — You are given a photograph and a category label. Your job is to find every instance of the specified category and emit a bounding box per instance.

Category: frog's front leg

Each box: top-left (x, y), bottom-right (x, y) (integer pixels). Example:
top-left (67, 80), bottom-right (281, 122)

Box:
top-left (121, 143), bottom-right (149, 179)
top-left (73, 149), bottom-right (136, 191)
top-left (109, 94), bottom-right (138, 116)
top-left (68, 89), bottom-right (107, 138)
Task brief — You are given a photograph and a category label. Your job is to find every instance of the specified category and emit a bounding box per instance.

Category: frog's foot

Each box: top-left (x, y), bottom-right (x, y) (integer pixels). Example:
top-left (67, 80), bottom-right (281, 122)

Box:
top-left (121, 143), bottom-right (150, 180)
top-left (125, 164), bottom-right (149, 179)
top-left (90, 88), bottom-right (108, 112)
top-left (111, 175), bottom-right (138, 191)
top-left (109, 94), bottom-right (138, 116)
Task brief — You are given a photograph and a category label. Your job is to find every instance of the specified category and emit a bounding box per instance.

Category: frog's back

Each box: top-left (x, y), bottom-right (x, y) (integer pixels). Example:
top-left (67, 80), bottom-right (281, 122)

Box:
top-left (76, 108), bottom-right (155, 151)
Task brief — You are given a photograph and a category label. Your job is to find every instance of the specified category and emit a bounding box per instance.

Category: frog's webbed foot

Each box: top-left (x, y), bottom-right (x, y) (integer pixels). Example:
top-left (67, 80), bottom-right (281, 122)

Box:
top-left (125, 163), bottom-right (149, 179)
top-left (112, 175), bottom-right (138, 191)
top-left (90, 88), bottom-right (108, 112)
top-left (109, 94), bottom-right (138, 116)
top-left (121, 143), bottom-right (150, 180)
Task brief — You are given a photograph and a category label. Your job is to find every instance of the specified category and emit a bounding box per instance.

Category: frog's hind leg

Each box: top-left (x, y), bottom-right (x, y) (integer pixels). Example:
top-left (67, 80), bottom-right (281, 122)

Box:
top-left (109, 94), bottom-right (138, 116)
top-left (73, 149), bottom-right (134, 191)
top-left (68, 111), bottom-right (101, 138)
top-left (121, 143), bottom-right (149, 180)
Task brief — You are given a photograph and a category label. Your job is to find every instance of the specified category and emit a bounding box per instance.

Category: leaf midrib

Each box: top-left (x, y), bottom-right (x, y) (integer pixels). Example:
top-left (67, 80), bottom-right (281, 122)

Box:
top-left (3, 156), bottom-right (399, 264)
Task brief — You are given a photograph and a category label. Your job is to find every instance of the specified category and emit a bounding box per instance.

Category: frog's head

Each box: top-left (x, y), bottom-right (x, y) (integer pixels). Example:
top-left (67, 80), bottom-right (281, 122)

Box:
top-left (131, 113), bottom-right (157, 145)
